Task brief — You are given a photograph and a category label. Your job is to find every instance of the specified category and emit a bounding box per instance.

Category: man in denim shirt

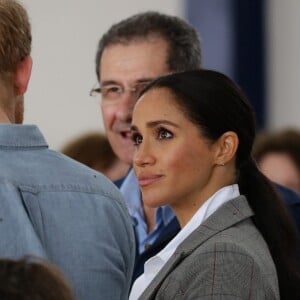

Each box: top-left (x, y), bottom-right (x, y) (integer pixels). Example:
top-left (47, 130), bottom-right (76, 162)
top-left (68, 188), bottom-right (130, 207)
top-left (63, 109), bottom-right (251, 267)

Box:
top-left (0, 1), bottom-right (135, 300)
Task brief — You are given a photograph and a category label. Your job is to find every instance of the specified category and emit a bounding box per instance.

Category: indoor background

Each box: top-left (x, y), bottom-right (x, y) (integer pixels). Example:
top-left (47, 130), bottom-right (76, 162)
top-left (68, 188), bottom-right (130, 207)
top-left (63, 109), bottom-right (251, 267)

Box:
top-left (21, 0), bottom-right (300, 150)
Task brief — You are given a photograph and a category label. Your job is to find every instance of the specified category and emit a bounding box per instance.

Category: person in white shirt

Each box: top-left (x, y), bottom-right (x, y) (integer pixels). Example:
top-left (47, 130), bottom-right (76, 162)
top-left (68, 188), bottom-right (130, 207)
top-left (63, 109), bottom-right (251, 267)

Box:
top-left (129, 70), bottom-right (300, 299)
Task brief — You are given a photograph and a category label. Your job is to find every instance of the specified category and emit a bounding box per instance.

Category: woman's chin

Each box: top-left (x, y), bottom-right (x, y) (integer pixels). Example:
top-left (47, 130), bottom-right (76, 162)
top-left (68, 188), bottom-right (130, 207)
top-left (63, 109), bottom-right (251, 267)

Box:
top-left (142, 194), bottom-right (167, 208)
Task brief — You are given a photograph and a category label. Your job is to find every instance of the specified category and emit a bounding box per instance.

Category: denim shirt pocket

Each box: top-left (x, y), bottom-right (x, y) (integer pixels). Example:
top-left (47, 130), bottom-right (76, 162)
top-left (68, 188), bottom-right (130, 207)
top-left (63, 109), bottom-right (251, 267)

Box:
top-left (19, 185), bottom-right (46, 248)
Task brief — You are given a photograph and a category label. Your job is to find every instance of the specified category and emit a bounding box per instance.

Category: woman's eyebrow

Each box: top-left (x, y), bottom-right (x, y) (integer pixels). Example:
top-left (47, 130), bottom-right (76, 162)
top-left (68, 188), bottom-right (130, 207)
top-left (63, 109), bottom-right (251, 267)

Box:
top-left (145, 120), bottom-right (179, 128)
top-left (131, 120), bottom-right (179, 132)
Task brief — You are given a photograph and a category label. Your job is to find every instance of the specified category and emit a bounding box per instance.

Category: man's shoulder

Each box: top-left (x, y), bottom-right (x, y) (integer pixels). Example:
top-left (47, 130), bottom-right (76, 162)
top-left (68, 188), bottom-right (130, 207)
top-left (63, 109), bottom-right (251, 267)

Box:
top-left (1, 146), bottom-right (124, 202)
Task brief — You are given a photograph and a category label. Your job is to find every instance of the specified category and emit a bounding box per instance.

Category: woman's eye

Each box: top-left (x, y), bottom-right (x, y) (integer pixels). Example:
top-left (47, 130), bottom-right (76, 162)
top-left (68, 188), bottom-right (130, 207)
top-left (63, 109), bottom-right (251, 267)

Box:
top-left (132, 133), bottom-right (143, 145)
top-left (158, 129), bottom-right (173, 140)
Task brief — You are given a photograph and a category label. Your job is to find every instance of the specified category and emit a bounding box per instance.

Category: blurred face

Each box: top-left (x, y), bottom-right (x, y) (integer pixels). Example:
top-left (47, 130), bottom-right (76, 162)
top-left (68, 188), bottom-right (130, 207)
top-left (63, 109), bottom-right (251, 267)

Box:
top-left (259, 152), bottom-right (300, 193)
top-left (132, 88), bottom-right (220, 220)
top-left (99, 37), bottom-right (170, 164)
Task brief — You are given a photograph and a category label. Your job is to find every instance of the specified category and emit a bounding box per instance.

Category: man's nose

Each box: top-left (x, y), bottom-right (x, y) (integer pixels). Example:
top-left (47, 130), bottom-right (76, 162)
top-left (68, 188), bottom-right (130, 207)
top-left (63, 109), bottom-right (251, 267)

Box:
top-left (115, 92), bottom-right (136, 122)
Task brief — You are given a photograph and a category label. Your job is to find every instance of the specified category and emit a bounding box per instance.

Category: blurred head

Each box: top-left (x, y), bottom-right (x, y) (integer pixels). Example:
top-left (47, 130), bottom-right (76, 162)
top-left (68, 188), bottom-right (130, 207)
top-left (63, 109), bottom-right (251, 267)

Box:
top-left (61, 132), bottom-right (130, 181)
top-left (131, 70), bottom-right (255, 224)
top-left (0, 0), bottom-right (32, 123)
top-left (94, 11), bottom-right (201, 164)
top-left (0, 256), bottom-right (74, 300)
top-left (253, 129), bottom-right (300, 193)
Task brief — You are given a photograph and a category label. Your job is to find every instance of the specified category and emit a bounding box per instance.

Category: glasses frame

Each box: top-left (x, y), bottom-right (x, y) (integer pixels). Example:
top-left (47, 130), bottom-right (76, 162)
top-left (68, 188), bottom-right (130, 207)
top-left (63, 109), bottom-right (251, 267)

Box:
top-left (89, 80), bottom-right (152, 99)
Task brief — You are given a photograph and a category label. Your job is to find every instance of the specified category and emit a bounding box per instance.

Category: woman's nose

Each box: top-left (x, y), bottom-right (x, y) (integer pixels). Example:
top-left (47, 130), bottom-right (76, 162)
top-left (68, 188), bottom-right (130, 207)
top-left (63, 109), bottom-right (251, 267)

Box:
top-left (133, 143), bottom-right (155, 167)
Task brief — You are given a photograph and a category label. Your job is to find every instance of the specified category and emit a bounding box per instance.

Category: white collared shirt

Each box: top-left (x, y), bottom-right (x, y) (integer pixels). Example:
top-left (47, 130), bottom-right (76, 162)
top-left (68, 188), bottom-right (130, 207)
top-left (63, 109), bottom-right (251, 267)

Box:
top-left (129, 184), bottom-right (240, 300)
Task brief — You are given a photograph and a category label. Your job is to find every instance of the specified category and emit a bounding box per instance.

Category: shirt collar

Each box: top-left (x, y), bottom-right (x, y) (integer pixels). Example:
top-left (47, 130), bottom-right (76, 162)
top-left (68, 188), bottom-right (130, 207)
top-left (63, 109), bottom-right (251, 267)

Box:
top-left (156, 205), bottom-right (175, 226)
top-left (0, 124), bottom-right (48, 148)
top-left (158, 184), bottom-right (240, 263)
top-left (120, 168), bottom-right (141, 216)
top-left (130, 184), bottom-right (240, 299)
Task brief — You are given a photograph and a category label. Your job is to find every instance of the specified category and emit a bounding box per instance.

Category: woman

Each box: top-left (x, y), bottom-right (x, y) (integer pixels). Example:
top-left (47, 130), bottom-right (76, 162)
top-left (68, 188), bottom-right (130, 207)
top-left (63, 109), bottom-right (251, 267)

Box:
top-left (129, 70), bottom-right (300, 299)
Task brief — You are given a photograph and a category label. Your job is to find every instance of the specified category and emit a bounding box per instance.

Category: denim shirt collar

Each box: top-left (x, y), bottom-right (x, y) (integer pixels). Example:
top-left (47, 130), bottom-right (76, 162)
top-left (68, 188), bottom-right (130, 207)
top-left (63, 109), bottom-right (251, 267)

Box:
top-left (0, 124), bottom-right (48, 148)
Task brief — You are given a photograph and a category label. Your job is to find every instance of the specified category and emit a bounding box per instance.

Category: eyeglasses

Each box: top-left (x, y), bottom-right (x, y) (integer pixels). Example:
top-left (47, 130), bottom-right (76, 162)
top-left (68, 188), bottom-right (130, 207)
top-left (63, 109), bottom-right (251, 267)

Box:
top-left (89, 81), bottom-right (152, 100)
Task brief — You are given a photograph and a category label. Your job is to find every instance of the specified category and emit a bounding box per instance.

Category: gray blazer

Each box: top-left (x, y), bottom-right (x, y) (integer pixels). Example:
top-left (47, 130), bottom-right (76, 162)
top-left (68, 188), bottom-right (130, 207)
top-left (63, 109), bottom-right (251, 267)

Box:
top-left (139, 196), bottom-right (279, 299)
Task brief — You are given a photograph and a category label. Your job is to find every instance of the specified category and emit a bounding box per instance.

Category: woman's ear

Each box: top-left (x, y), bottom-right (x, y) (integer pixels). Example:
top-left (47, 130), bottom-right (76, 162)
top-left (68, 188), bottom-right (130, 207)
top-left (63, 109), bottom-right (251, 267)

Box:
top-left (15, 55), bottom-right (32, 95)
top-left (214, 131), bottom-right (239, 166)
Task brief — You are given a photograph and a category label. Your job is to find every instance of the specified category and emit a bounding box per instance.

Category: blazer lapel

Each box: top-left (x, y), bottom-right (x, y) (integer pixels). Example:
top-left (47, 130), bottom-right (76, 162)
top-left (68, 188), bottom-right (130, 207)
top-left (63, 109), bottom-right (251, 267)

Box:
top-left (139, 195), bottom-right (254, 299)
top-left (139, 251), bottom-right (185, 300)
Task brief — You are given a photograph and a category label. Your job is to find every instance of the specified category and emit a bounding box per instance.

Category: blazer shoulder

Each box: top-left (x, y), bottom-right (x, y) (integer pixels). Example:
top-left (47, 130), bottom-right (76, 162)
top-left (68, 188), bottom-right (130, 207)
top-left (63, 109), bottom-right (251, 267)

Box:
top-left (154, 222), bottom-right (279, 300)
top-left (141, 197), bottom-right (279, 300)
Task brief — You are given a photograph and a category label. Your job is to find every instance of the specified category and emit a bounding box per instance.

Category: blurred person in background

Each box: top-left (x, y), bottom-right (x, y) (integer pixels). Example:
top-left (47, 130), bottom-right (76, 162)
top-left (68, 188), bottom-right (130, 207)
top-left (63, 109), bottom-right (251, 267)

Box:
top-left (0, 256), bottom-right (75, 300)
top-left (253, 128), bottom-right (300, 194)
top-left (61, 132), bottom-right (130, 184)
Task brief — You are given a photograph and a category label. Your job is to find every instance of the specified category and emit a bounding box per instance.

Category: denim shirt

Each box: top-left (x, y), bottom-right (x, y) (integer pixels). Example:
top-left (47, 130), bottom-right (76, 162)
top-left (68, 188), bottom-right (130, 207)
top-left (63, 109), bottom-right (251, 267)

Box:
top-left (0, 124), bottom-right (135, 300)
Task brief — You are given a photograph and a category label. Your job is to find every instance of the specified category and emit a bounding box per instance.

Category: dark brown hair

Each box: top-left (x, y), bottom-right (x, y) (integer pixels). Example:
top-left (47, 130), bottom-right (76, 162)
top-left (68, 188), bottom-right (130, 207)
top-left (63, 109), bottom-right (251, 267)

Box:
top-left (0, 256), bottom-right (74, 300)
top-left (61, 132), bottom-right (118, 171)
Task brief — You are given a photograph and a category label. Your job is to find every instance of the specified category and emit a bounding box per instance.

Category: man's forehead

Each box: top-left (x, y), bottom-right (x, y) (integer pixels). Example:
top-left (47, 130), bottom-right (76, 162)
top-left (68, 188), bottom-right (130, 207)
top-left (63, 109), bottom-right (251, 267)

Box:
top-left (99, 38), bottom-right (170, 84)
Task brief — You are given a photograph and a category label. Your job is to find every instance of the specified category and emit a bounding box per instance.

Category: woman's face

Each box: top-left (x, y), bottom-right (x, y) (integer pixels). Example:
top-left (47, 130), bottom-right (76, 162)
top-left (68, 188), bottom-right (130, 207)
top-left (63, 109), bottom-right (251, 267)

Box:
top-left (131, 88), bottom-right (221, 216)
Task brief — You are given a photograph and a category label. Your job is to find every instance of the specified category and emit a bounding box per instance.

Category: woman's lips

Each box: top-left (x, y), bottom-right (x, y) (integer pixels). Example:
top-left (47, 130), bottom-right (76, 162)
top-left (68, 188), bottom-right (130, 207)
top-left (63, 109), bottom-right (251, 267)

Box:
top-left (138, 174), bottom-right (163, 187)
